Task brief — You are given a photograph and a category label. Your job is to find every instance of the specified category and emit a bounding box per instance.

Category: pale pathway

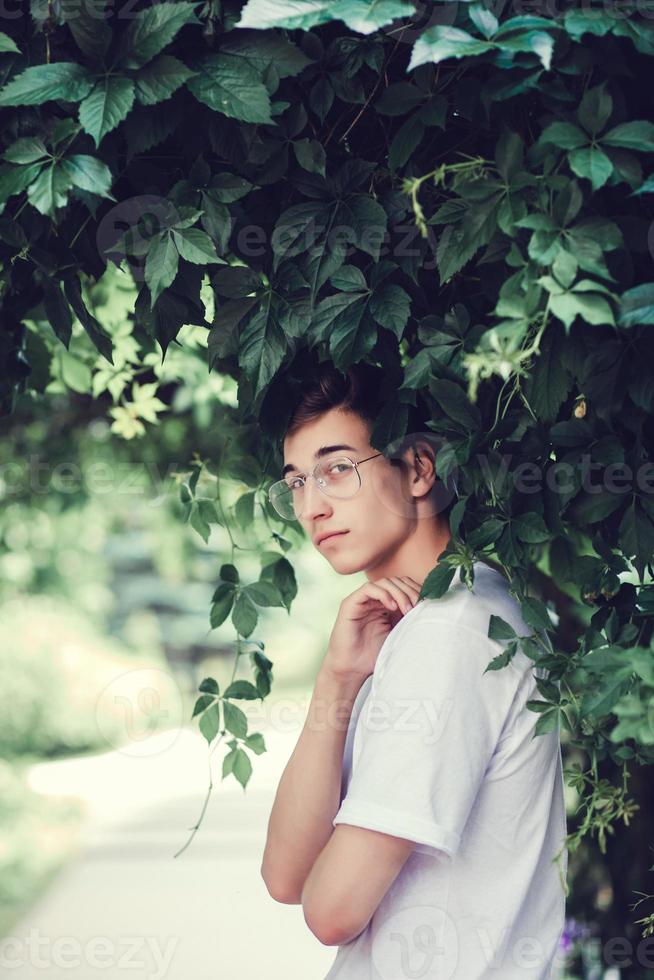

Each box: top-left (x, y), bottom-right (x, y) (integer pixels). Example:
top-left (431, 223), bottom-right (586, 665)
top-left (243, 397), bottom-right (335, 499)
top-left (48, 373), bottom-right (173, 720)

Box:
top-left (1, 711), bottom-right (337, 980)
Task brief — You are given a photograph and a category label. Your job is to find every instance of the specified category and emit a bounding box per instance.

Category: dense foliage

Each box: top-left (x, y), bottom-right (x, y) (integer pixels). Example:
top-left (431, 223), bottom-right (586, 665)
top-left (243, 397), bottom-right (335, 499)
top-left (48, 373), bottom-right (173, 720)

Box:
top-left (1, 0), bottom-right (654, 957)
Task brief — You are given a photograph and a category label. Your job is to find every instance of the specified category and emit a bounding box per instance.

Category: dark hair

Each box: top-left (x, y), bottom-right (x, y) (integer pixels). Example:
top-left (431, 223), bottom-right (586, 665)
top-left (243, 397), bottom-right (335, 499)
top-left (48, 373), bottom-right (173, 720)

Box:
top-left (285, 361), bottom-right (457, 522)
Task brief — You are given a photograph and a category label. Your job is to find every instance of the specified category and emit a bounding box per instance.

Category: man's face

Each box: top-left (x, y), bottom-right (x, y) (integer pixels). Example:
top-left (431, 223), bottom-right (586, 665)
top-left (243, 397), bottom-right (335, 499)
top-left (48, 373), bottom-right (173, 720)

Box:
top-left (282, 407), bottom-right (414, 575)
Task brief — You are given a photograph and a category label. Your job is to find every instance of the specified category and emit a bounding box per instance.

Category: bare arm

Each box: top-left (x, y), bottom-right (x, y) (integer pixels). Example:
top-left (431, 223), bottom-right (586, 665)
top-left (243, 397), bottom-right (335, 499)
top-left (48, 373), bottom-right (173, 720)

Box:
top-left (260, 665), bottom-right (364, 904)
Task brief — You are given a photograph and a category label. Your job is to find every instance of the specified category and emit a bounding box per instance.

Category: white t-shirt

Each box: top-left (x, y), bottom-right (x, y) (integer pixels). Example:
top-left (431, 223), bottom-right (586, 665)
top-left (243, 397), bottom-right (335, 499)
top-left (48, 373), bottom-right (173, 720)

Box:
top-left (325, 560), bottom-right (568, 980)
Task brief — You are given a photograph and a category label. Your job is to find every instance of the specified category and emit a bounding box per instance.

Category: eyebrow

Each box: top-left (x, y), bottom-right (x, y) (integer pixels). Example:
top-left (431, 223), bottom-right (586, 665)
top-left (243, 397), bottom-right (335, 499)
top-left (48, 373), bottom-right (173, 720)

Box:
top-left (282, 444), bottom-right (359, 478)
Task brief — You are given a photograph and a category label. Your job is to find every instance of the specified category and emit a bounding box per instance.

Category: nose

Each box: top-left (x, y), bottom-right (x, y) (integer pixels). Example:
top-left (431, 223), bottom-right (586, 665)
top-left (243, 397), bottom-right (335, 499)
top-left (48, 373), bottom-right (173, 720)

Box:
top-left (301, 473), bottom-right (333, 523)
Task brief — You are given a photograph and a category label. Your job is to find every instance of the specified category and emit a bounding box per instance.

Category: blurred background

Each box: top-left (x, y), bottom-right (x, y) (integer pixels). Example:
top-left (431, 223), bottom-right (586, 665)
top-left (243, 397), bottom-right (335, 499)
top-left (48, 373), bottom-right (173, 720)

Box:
top-left (0, 264), bottom-right (646, 979)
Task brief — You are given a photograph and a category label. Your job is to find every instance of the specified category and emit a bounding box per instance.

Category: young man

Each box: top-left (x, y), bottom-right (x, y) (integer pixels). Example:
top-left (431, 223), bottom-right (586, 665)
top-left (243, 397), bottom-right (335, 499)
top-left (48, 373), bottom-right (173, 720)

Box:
top-left (261, 362), bottom-right (568, 979)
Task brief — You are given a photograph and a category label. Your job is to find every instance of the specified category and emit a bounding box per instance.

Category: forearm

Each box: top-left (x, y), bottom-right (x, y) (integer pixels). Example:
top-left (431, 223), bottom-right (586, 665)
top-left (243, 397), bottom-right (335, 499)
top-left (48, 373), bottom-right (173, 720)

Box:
top-left (261, 664), bottom-right (363, 903)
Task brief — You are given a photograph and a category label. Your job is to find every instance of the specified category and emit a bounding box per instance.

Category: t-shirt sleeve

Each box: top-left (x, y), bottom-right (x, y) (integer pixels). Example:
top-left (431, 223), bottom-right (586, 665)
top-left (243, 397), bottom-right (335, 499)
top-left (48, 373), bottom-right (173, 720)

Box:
top-left (332, 616), bottom-right (521, 859)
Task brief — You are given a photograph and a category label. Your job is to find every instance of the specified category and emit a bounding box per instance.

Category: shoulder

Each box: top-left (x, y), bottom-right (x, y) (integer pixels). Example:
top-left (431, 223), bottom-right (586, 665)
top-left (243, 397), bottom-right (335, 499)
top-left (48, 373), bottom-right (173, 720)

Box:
top-left (376, 562), bottom-right (533, 682)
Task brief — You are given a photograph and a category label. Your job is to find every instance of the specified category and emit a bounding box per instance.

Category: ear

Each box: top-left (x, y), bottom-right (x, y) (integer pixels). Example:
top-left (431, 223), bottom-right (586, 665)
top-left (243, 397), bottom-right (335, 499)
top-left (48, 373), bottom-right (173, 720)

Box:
top-left (400, 438), bottom-right (438, 497)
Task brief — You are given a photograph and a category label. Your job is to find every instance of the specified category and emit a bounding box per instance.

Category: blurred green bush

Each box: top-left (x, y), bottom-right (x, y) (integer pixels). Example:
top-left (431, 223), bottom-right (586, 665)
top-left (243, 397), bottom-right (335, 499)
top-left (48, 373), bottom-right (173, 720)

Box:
top-left (0, 594), bottom-right (183, 758)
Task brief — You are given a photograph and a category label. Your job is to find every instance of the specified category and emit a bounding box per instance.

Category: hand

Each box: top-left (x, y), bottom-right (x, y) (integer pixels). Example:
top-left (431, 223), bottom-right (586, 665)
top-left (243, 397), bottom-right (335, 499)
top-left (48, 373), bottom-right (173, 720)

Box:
top-left (323, 576), bottom-right (423, 684)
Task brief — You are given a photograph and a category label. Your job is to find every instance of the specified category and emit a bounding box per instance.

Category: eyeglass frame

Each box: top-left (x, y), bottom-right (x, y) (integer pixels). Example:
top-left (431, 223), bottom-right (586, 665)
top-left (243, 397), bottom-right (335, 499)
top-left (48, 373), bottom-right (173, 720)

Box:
top-left (268, 452), bottom-right (384, 520)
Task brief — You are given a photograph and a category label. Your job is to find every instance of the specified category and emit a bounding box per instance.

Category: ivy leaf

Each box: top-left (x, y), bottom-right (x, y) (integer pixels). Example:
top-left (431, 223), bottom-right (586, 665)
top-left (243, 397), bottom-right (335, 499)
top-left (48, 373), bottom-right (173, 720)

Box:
top-left (618, 283), bottom-right (654, 327)
top-left (219, 30), bottom-right (313, 78)
top-left (0, 31), bottom-right (20, 54)
top-left (134, 54), bottom-right (196, 105)
top-left (26, 162), bottom-right (75, 216)
top-left (237, 300), bottom-right (287, 400)
top-left (145, 232), bottom-right (179, 308)
top-left (63, 275), bottom-right (114, 363)
top-left (0, 162), bottom-right (46, 213)
top-left (79, 76), bottom-right (136, 147)
top-left (293, 138), bottom-right (326, 176)
top-left (237, 0), bottom-right (415, 35)
top-left (115, 2), bottom-right (199, 70)
top-left (538, 122), bottom-right (588, 150)
top-left (420, 561), bottom-right (456, 599)
top-left (223, 680), bottom-right (261, 700)
top-left (199, 703), bottom-right (221, 743)
top-left (171, 228), bottom-right (223, 264)
top-left (568, 145), bottom-right (613, 190)
top-left (369, 283), bottom-right (411, 338)
top-left (409, 26), bottom-right (495, 71)
top-left (3, 137), bottom-right (49, 165)
top-left (0, 63), bottom-right (95, 106)
top-left (602, 120), bottom-right (654, 152)
top-left (59, 154), bottom-right (114, 198)
top-left (186, 53), bottom-right (272, 124)
top-left (232, 592), bottom-right (258, 638)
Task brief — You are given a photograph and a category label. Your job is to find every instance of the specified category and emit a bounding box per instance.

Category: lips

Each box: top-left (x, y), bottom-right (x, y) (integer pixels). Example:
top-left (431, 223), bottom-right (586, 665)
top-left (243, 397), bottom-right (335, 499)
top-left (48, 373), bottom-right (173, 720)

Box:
top-left (318, 531), bottom-right (349, 546)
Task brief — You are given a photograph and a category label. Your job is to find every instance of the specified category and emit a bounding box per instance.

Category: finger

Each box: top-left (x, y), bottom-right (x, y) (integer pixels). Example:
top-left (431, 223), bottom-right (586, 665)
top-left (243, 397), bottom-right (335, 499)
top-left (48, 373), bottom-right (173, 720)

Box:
top-left (388, 576), bottom-right (422, 604)
top-left (379, 578), bottom-right (419, 614)
top-left (353, 583), bottom-right (400, 613)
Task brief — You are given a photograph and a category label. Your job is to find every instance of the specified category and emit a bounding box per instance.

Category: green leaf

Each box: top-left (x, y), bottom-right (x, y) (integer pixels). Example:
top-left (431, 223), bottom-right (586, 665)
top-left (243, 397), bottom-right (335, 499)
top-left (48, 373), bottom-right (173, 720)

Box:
top-left (199, 703), bottom-right (221, 743)
top-left (519, 596), bottom-right (552, 632)
top-left (409, 26), bottom-right (495, 70)
top-left (79, 76), bottom-right (136, 147)
top-left (59, 154), bottom-right (114, 197)
top-left (0, 63), bottom-right (95, 106)
top-left (420, 562), bottom-right (456, 599)
top-left (538, 122), bottom-right (588, 150)
top-left (210, 584), bottom-right (235, 628)
top-left (389, 113), bottom-right (425, 174)
top-left (3, 137), bottom-right (49, 165)
top-left (512, 512), bottom-right (551, 544)
top-left (223, 680), bottom-right (261, 700)
top-left (237, 0), bottom-right (415, 35)
top-left (208, 173), bottom-right (253, 203)
top-left (0, 162), bottom-right (45, 212)
top-left (568, 145), bottom-right (613, 191)
top-left (237, 302), bottom-right (287, 400)
top-left (244, 732), bottom-right (266, 754)
top-left (245, 581), bottom-right (284, 607)
top-left (0, 31), bottom-right (20, 54)
top-left (199, 677), bottom-right (220, 695)
top-left (186, 53), bottom-right (272, 124)
top-left (145, 232), bottom-right (179, 308)
top-left (293, 138), bottom-right (326, 176)
top-left (223, 699), bottom-right (248, 738)
top-left (42, 279), bottom-right (73, 347)
top-left (116, 2), bottom-right (199, 70)
top-left (618, 283), bottom-right (654, 327)
top-left (192, 693), bottom-right (216, 717)
top-left (171, 227), bottom-right (222, 264)
top-left (534, 708), bottom-right (559, 736)
top-left (429, 378), bottom-right (481, 430)
top-left (488, 614), bottom-right (517, 642)
top-left (232, 591), bottom-right (258, 637)
top-left (134, 54), bottom-right (196, 105)
top-left (369, 283), bottom-right (411, 338)
top-left (577, 81), bottom-right (612, 136)
top-left (63, 275), bottom-right (114, 363)
top-left (230, 747), bottom-right (253, 788)
top-left (26, 162), bottom-right (75, 216)
top-left (375, 82), bottom-right (425, 116)
top-left (219, 31), bottom-right (313, 78)
top-left (602, 120), bottom-right (654, 152)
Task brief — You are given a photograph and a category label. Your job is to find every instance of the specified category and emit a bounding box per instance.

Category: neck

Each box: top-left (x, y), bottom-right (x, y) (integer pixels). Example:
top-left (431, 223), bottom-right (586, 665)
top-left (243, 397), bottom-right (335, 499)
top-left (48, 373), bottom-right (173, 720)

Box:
top-left (363, 519), bottom-right (452, 589)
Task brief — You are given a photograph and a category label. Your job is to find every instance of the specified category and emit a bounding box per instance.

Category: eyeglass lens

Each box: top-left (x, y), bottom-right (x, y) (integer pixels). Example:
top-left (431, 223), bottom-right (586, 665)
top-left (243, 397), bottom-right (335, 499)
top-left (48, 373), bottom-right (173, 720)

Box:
top-left (270, 457), bottom-right (360, 519)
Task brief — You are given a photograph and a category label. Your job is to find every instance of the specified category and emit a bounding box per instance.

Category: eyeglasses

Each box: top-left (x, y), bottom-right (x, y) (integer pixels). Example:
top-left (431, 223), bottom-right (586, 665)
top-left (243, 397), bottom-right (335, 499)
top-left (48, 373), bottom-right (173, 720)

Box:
top-left (268, 453), bottom-right (383, 521)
